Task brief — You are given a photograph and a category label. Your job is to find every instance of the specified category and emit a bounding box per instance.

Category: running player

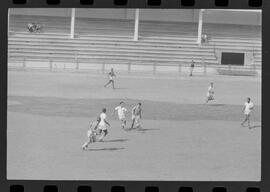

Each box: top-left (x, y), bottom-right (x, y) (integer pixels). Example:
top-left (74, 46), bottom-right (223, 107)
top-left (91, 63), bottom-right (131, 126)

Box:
top-left (205, 82), bottom-right (214, 103)
top-left (241, 97), bottom-right (254, 129)
top-left (113, 101), bottom-right (128, 129)
top-left (97, 108), bottom-right (111, 142)
top-left (131, 103), bottom-right (142, 129)
top-left (104, 68), bottom-right (116, 89)
top-left (190, 60), bottom-right (195, 76)
top-left (82, 117), bottom-right (100, 150)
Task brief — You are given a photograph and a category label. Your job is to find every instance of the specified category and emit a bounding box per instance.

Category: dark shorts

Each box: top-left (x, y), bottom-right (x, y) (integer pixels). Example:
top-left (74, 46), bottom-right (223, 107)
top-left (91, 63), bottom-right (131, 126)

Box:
top-left (102, 129), bottom-right (108, 135)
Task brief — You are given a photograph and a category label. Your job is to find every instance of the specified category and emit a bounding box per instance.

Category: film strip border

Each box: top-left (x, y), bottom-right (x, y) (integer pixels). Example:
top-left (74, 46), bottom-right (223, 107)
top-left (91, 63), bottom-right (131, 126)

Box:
top-left (5, 183), bottom-right (262, 192)
top-left (1, 0), bottom-right (267, 192)
top-left (8, 0), bottom-right (262, 7)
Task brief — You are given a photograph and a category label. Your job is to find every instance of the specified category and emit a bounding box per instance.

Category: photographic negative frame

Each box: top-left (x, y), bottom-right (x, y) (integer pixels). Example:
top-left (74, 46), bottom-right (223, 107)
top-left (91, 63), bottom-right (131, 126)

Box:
top-left (0, 0), bottom-right (268, 192)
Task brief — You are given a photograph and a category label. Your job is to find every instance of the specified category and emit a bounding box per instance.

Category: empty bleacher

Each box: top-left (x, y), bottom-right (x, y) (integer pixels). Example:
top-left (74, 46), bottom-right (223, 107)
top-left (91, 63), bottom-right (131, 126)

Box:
top-left (8, 15), bottom-right (261, 74)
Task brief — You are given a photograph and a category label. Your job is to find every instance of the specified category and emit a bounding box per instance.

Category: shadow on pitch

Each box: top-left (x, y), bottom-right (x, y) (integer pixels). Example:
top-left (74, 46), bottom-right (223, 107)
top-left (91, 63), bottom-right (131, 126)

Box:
top-left (113, 87), bottom-right (128, 90)
top-left (208, 104), bottom-right (227, 107)
top-left (86, 147), bottom-right (125, 151)
top-left (249, 125), bottom-right (261, 129)
top-left (124, 128), bottom-right (159, 132)
top-left (137, 128), bottom-right (160, 132)
top-left (103, 139), bottom-right (128, 143)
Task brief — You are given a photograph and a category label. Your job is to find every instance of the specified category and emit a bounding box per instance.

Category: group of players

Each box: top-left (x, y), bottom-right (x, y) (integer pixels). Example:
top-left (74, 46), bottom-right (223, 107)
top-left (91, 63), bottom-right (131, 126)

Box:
top-left (204, 81), bottom-right (254, 128)
top-left (82, 101), bottom-right (142, 150)
top-left (82, 67), bottom-right (255, 150)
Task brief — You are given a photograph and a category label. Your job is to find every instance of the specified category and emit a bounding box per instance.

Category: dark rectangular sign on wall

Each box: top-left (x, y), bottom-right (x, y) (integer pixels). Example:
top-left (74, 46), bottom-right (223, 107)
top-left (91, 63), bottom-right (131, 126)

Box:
top-left (221, 52), bottom-right (245, 65)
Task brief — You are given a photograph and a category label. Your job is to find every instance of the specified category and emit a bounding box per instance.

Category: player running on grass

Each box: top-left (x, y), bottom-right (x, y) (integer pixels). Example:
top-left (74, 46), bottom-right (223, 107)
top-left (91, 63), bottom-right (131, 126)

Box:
top-left (82, 117), bottom-right (100, 150)
top-left (113, 101), bottom-right (128, 129)
top-left (104, 68), bottom-right (116, 89)
top-left (190, 60), bottom-right (195, 76)
top-left (97, 108), bottom-right (111, 142)
top-left (241, 97), bottom-right (254, 129)
top-left (205, 82), bottom-right (214, 103)
top-left (131, 103), bottom-right (142, 129)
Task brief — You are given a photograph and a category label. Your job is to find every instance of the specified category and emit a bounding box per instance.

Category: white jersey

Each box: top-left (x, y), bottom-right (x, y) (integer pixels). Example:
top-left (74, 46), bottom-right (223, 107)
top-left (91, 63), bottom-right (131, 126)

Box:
top-left (207, 86), bottom-right (214, 96)
top-left (132, 106), bottom-right (142, 117)
top-left (244, 102), bottom-right (254, 115)
top-left (99, 112), bottom-right (107, 128)
top-left (115, 106), bottom-right (127, 120)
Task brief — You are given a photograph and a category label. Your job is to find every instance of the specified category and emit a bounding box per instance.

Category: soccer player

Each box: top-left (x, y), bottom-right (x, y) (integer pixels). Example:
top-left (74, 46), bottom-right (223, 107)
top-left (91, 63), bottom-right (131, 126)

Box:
top-left (82, 117), bottom-right (100, 150)
top-left (97, 108), bottom-right (111, 142)
top-left (113, 101), bottom-right (128, 129)
top-left (131, 103), bottom-right (142, 129)
top-left (205, 82), bottom-right (214, 103)
top-left (104, 68), bottom-right (116, 89)
top-left (190, 60), bottom-right (195, 76)
top-left (241, 97), bottom-right (254, 129)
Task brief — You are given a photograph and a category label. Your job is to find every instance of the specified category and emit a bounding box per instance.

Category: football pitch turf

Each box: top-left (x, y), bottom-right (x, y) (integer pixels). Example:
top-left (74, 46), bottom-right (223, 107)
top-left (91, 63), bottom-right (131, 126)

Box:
top-left (7, 71), bottom-right (261, 181)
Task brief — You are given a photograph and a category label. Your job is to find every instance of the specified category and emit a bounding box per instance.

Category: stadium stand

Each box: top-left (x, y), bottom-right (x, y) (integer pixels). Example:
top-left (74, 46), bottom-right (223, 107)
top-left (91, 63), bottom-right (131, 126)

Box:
top-left (8, 15), bottom-right (261, 74)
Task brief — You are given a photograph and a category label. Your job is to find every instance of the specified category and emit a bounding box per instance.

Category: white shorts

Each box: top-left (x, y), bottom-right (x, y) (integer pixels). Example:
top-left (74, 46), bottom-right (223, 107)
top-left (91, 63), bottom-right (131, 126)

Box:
top-left (132, 115), bottom-right (140, 122)
top-left (119, 116), bottom-right (126, 121)
top-left (98, 124), bottom-right (108, 131)
top-left (244, 111), bottom-right (251, 115)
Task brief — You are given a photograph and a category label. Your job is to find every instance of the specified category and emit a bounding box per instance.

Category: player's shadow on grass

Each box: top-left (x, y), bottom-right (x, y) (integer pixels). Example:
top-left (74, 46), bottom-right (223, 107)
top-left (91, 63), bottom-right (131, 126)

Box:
top-left (137, 128), bottom-right (160, 132)
top-left (249, 125), bottom-right (261, 129)
top-left (86, 147), bottom-right (125, 151)
top-left (208, 104), bottom-right (227, 107)
top-left (113, 87), bottom-right (128, 90)
top-left (125, 128), bottom-right (159, 132)
top-left (103, 139), bottom-right (128, 143)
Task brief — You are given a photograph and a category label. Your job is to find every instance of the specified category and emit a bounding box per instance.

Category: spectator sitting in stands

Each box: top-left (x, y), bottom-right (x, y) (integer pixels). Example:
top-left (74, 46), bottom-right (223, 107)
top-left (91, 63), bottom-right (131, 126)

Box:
top-left (201, 34), bottom-right (209, 44)
top-left (27, 23), bottom-right (42, 33)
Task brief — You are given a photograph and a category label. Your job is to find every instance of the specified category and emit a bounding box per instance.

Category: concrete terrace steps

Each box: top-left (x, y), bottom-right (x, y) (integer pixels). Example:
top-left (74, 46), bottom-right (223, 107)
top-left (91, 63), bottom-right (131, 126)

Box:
top-left (8, 36), bottom-right (211, 48)
top-left (10, 14), bottom-right (261, 38)
top-left (9, 37), bottom-right (261, 52)
top-left (8, 38), bottom-right (215, 50)
top-left (8, 38), bottom-right (260, 52)
top-left (8, 45), bottom-right (216, 56)
top-left (8, 49), bottom-right (218, 61)
top-left (8, 15), bottom-right (261, 68)
top-left (11, 16), bottom-right (259, 37)
top-left (10, 31), bottom-right (261, 45)
top-left (9, 32), bottom-right (198, 42)
top-left (8, 39), bottom-right (215, 52)
top-left (9, 35), bottom-right (260, 51)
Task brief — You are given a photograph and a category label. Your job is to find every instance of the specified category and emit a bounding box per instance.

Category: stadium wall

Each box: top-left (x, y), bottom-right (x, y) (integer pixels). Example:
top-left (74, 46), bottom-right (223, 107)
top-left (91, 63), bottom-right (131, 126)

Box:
top-left (10, 8), bottom-right (261, 26)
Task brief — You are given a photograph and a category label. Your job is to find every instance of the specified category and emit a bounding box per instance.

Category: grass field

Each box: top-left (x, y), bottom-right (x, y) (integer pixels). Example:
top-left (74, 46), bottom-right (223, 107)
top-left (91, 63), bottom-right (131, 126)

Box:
top-left (7, 71), bottom-right (261, 181)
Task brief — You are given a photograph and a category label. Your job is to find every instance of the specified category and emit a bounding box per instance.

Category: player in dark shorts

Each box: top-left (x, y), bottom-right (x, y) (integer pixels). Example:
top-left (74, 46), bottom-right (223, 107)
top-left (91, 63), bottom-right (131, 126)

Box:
top-left (104, 68), bottom-right (116, 89)
top-left (190, 60), bottom-right (195, 76)
top-left (131, 103), bottom-right (142, 129)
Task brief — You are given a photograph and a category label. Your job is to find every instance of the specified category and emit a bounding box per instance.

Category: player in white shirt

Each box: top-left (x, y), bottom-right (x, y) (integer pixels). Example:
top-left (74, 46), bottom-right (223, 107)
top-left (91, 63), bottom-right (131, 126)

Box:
top-left (104, 68), bottom-right (116, 89)
top-left (241, 97), bottom-right (254, 128)
top-left (97, 108), bottom-right (111, 142)
top-left (205, 82), bottom-right (214, 103)
top-left (82, 117), bottom-right (100, 150)
top-left (113, 101), bottom-right (128, 129)
top-left (131, 103), bottom-right (142, 129)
